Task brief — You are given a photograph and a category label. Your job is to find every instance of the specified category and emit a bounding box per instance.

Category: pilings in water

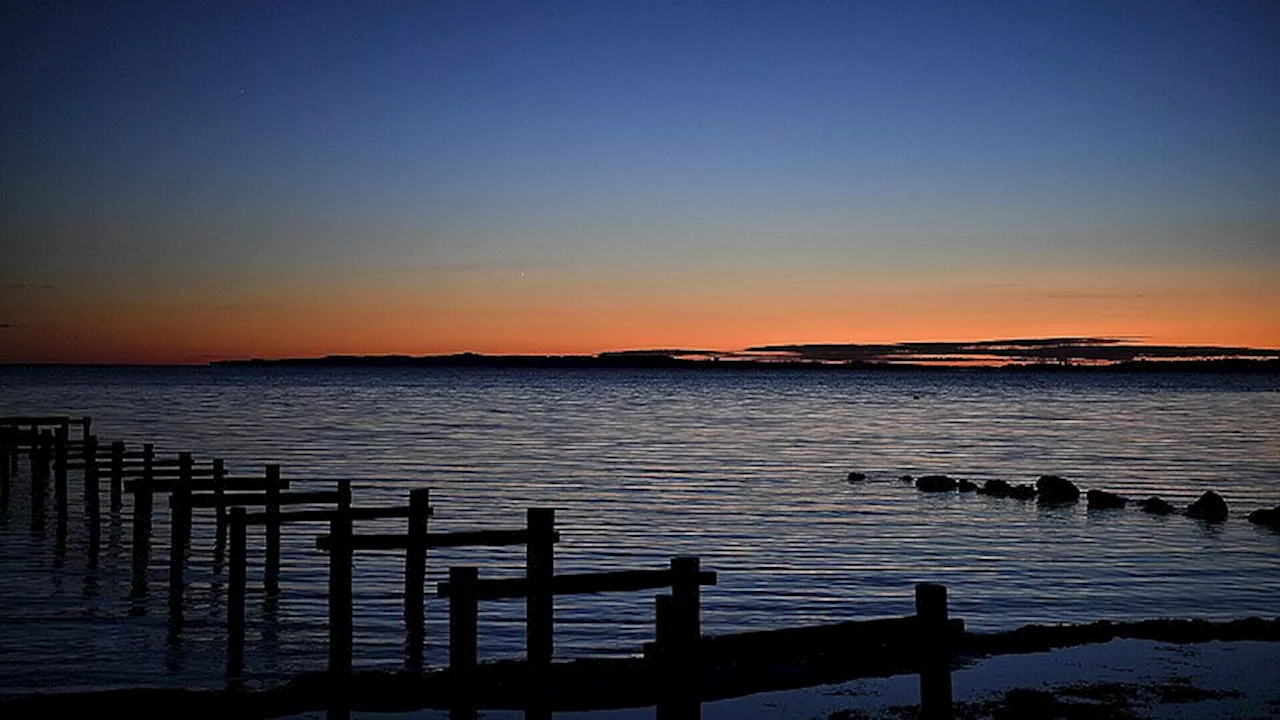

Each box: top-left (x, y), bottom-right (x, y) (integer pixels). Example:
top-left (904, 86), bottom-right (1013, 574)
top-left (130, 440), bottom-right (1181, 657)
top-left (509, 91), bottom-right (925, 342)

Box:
top-left (328, 495), bottom-right (354, 676)
top-left (526, 507), bottom-right (555, 668)
top-left (227, 507), bottom-right (247, 683)
top-left (916, 583), bottom-right (954, 720)
top-left (404, 488), bottom-right (429, 671)
top-left (0, 414), bottom-right (968, 720)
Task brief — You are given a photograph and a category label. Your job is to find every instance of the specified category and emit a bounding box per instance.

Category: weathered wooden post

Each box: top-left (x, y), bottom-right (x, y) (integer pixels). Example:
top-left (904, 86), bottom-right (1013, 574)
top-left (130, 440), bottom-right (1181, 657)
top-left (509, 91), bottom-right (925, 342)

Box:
top-left (265, 465), bottom-right (281, 594)
top-left (110, 441), bottom-right (125, 512)
top-left (85, 434), bottom-right (101, 566)
top-left (527, 508), bottom-right (555, 667)
top-left (213, 458), bottom-right (227, 527)
top-left (449, 566), bottom-right (479, 671)
top-left (658, 556), bottom-right (703, 719)
top-left (916, 582), bottom-right (953, 720)
top-left (405, 488), bottom-right (429, 671)
top-left (84, 434), bottom-right (100, 518)
top-left (30, 430), bottom-right (49, 529)
top-left (671, 557), bottom-right (701, 652)
top-left (227, 507), bottom-right (247, 682)
top-left (654, 591), bottom-right (697, 720)
top-left (131, 444), bottom-right (155, 576)
top-left (169, 457), bottom-right (193, 631)
top-left (329, 498), bottom-right (354, 675)
top-left (53, 425), bottom-right (68, 522)
top-left (211, 458), bottom-right (227, 567)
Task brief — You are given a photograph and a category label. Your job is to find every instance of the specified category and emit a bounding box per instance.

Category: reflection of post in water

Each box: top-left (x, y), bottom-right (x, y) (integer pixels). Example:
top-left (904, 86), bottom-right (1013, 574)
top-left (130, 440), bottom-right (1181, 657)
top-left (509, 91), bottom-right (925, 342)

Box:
top-left (82, 562), bottom-right (100, 605)
top-left (130, 534), bottom-right (151, 615)
top-left (54, 508), bottom-right (68, 568)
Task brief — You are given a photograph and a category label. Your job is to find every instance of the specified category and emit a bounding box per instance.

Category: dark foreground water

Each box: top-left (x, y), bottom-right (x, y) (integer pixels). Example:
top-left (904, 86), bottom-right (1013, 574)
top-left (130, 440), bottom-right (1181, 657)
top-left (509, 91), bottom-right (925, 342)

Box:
top-left (1, 366), bottom-right (1278, 694)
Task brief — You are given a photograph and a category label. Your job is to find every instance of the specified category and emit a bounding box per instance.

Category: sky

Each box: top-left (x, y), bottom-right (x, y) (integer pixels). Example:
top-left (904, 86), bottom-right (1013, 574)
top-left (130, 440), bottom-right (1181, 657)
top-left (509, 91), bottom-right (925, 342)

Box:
top-left (2, 1), bottom-right (1278, 363)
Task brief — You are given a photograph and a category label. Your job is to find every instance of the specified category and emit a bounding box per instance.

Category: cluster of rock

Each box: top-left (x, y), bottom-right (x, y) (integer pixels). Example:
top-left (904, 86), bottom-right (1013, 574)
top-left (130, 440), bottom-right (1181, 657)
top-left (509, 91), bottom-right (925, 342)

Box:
top-left (849, 471), bottom-right (1278, 529)
top-left (1250, 506), bottom-right (1280, 529)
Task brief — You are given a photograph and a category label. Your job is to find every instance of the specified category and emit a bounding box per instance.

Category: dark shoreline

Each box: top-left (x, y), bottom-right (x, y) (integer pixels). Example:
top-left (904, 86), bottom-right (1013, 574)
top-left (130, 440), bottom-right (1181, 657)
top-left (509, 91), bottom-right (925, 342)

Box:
top-left (3, 355), bottom-right (1278, 373)
top-left (212, 354), bottom-right (1280, 373)
top-left (3, 616), bottom-right (1277, 719)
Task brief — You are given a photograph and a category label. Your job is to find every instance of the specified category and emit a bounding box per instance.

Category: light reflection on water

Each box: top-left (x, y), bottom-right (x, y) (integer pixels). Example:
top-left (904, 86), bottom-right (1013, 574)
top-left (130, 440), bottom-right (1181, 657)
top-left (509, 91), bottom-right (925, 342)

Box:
top-left (1, 366), bottom-right (1278, 693)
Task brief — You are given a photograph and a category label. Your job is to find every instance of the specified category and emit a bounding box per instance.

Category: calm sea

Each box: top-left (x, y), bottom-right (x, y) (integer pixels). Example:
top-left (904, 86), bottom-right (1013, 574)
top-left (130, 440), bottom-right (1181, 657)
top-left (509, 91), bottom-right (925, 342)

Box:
top-left (1, 366), bottom-right (1278, 694)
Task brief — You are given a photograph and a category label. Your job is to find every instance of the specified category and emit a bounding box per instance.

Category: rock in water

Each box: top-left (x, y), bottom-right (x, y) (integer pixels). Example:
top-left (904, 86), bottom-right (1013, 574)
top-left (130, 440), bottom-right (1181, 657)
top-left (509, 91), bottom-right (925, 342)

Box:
top-left (978, 479), bottom-right (1013, 497)
top-left (1185, 491), bottom-right (1228, 522)
top-left (1009, 484), bottom-right (1037, 500)
top-left (1086, 489), bottom-right (1127, 510)
top-left (1138, 496), bottom-right (1175, 515)
top-left (1248, 507), bottom-right (1280, 529)
top-left (899, 475), bottom-right (915, 483)
top-left (957, 478), bottom-right (978, 492)
top-left (1036, 475), bottom-right (1080, 505)
top-left (846, 471), bottom-right (866, 483)
top-left (916, 475), bottom-right (957, 492)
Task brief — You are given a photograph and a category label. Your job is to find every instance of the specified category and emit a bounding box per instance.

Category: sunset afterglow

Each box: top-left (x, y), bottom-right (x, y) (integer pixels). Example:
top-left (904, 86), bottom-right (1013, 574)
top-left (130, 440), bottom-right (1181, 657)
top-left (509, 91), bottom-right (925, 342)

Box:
top-left (3, 2), bottom-right (1277, 364)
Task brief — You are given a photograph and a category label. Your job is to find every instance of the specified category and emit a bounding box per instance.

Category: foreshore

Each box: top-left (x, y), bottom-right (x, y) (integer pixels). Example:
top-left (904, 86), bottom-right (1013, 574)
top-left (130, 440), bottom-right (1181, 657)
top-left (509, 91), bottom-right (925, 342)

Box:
top-left (3, 616), bottom-right (1277, 719)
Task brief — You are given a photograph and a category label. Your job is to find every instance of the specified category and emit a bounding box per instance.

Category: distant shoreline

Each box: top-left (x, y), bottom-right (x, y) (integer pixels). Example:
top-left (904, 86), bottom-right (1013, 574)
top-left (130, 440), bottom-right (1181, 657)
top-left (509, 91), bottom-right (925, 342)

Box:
top-left (211, 354), bottom-right (1280, 373)
top-left (1, 355), bottom-right (1278, 373)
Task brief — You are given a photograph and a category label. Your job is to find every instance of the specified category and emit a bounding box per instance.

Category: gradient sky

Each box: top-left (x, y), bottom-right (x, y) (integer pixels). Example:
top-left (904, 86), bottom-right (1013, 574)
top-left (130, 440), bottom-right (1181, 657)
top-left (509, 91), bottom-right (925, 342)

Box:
top-left (3, 1), bottom-right (1278, 363)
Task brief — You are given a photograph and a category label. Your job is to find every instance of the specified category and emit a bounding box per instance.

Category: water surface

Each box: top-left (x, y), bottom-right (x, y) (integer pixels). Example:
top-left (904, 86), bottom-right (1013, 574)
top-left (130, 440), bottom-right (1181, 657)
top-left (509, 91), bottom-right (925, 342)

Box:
top-left (1, 366), bottom-right (1278, 693)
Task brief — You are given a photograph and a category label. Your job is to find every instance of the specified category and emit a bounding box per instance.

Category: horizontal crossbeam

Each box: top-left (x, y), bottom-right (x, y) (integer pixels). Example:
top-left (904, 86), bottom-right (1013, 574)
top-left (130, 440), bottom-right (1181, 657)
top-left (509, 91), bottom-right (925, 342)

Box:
top-left (245, 505), bottom-right (420, 525)
top-left (438, 567), bottom-right (717, 599)
top-left (316, 528), bottom-right (559, 552)
top-left (189, 490), bottom-right (340, 508)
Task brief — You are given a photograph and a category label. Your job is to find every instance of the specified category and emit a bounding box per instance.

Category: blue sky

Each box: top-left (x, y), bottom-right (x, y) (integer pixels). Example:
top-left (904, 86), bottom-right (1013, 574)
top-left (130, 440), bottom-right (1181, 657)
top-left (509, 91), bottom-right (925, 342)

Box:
top-left (2, 1), bottom-right (1278, 360)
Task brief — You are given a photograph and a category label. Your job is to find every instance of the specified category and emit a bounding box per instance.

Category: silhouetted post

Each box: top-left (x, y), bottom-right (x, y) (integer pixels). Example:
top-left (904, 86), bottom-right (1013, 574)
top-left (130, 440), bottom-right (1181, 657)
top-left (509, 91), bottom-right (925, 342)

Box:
top-left (36, 429), bottom-right (51, 476)
top-left (654, 592), bottom-right (697, 720)
top-left (84, 434), bottom-right (100, 518)
top-left (110, 441), bottom-right (124, 512)
top-left (212, 458), bottom-right (227, 566)
top-left (80, 416), bottom-right (91, 453)
top-left (228, 507), bottom-right (247, 683)
top-left (265, 464), bottom-right (281, 594)
top-left (671, 557), bottom-right (701, 653)
top-left (54, 425), bottom-right (68, 523)
top-left (131, 444), bottom-right (155, 577)
top-left (85, 434), bottom-right (101, 566)
top-left (661, 556), bottom-right (703, 717)
top-left (404, 488), bottom-right (429, 671)
top-left (169, 479), bottom-right (192, 631)
top-left (449, 566), bottom-right (478, 670)
top-left (527, 508), bottom-right (555, 667)
top-left (329, 500), bottom-right (353, 675)
top-left (916, 583), bottom-right (953, 720)
top-left (213, 458), bottom-right (227, 525)
top-left (30, 431), bottom-right (49, 530)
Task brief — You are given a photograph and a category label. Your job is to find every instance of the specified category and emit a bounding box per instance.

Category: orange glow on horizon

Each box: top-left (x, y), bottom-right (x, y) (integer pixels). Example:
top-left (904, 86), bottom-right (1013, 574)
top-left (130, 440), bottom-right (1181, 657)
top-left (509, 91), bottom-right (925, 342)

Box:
top-left (2, 263), bottom-right (1277, 364)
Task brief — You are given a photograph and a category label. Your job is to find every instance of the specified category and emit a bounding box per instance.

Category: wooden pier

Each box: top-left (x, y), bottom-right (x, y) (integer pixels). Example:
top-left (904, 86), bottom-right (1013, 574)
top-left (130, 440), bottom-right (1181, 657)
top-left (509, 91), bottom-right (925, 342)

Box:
top-left (1, 414), bottom-right (965, 719)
